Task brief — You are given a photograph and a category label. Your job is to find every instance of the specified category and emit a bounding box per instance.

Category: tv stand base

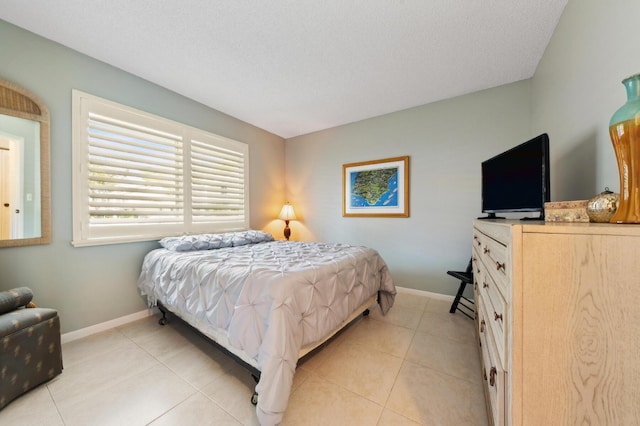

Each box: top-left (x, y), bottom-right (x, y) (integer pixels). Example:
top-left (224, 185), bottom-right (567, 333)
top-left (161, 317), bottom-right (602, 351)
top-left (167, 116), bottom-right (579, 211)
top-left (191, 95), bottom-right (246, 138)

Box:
top-left (478, 213), bottom-right (505, 220)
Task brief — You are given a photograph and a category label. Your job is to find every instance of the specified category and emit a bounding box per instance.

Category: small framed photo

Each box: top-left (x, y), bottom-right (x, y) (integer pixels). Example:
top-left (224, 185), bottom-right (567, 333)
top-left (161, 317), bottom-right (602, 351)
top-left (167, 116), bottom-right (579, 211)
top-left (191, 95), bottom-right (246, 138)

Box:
top-left (342, 156), bottom-right (409, 217)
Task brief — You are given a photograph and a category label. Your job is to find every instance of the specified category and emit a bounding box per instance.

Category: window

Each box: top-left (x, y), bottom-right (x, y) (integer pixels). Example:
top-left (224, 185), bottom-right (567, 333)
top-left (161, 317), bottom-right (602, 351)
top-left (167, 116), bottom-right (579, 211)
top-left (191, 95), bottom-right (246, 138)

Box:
top-left (72, 90), bottom-right (249, 247)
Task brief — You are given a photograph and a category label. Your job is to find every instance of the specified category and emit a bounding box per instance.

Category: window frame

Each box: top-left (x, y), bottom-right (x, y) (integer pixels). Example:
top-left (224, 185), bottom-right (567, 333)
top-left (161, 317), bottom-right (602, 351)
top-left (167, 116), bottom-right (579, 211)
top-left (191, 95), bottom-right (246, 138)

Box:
top-left (71, 90), bottom-right (249, 247)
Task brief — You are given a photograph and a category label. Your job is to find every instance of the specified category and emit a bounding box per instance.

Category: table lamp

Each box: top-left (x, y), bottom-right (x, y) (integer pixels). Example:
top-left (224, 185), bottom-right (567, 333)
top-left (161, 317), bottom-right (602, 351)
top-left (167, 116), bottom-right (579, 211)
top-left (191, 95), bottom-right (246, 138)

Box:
top-left (278, 203), bottom-right (296, 240)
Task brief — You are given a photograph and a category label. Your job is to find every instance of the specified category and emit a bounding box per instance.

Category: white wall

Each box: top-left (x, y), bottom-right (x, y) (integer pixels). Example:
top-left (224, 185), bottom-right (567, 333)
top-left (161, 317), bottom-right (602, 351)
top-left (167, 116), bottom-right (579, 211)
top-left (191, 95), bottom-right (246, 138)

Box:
top-left (286, 81), bottom-right (532, 294)
top-left (0, 20), bottom-right (285, 333)
top-left (531, 0), bottom-right (640, 201)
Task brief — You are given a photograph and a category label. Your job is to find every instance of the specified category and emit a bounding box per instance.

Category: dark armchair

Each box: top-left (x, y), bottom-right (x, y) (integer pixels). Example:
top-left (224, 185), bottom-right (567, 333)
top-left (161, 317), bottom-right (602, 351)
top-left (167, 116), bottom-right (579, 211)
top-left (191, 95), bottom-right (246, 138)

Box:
top-left (0, 287), bottom-right (63, 409)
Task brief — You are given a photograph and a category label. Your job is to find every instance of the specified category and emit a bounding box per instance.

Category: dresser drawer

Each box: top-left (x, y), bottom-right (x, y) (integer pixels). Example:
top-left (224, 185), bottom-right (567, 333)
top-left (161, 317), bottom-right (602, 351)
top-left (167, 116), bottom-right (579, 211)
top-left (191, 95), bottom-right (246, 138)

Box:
top-left (472, 230), bottom-right (483, 258)
top-left (477, 292), bottom-right (489, 349)
top-left (480, 270), bottom-right (507, 367)
top-left (479, 301), bottom-right (505, 426)
top-left (474, 229), bottom-right (510, 298)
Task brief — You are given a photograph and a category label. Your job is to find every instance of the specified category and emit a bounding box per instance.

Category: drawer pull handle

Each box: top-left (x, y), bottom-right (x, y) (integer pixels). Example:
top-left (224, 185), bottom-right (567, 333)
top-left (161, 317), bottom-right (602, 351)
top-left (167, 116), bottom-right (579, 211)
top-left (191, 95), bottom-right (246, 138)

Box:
top-left (480, 319), bottom-right (485, 333)
top-left (483, 369), bottom-right (487, 381)
top-left (483, 247), bottom-right (490, 254)
top-left (494, 311), bottom-right (503, 321)
top-left (496, 261), bottom-right (505, 271)
top-left (489, 367), bottom-right (497, 386)
top-left (483, 281), bottom-right (489, 288)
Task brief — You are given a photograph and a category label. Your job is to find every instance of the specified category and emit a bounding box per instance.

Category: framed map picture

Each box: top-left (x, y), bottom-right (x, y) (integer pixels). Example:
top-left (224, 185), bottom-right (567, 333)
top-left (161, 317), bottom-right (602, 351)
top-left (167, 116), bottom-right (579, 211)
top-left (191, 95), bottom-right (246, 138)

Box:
top-left (343, 156), bottom-right (409, 217)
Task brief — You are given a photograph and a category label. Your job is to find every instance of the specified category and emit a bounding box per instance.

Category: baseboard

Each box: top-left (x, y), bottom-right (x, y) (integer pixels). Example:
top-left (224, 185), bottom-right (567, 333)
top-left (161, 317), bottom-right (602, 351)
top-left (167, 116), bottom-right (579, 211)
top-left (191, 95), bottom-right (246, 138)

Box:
top-left (61, 308), bottom-right (158, 344)
top-left (61, 288), bottom-right (449, 344)
top-left (395, 286), bottom-right (455, 301)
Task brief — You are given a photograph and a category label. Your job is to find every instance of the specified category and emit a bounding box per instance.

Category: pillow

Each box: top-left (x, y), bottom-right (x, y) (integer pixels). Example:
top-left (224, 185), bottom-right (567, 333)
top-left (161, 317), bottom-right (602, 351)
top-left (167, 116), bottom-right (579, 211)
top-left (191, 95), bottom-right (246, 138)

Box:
top-left (0, 287), bottom-right (33, 315)
top-left (160, 230), bottom-right (274, 252)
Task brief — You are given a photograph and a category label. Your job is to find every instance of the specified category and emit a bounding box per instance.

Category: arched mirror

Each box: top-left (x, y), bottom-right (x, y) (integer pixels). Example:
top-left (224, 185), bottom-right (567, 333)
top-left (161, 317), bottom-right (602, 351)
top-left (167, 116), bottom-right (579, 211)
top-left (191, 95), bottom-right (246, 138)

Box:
top-left (0, 78), bottom-right (51, 247)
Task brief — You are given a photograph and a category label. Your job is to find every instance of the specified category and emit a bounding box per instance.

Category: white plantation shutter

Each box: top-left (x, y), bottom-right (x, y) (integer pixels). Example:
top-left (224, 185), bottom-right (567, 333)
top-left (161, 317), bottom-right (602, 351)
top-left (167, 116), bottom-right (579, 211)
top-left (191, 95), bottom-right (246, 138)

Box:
top-left (190, 133), bottom-right (246, 224)
top-left (72, 91), bottom-right (249, 246)
top-left (87, 113), bottom-right (184, 225)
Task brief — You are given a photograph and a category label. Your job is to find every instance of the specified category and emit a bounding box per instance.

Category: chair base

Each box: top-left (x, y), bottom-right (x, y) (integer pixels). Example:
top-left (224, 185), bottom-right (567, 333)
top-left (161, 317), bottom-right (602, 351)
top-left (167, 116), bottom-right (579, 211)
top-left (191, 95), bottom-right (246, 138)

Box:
top-left (447, 264), bottom-right (475, 319)
top-left (450, 294), bottom-right (475, 319)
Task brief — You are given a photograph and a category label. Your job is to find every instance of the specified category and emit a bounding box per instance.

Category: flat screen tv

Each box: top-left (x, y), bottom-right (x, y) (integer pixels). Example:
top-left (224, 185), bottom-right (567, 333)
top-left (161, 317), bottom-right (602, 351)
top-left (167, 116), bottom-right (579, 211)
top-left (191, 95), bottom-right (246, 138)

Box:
top-left (480, 133), bottom-right (550, 219)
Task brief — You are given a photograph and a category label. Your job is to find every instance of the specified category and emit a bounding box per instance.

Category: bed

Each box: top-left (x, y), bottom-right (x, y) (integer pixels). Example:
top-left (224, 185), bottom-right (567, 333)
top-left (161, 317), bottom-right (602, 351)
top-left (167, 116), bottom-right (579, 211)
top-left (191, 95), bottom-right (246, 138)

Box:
top-left (137, 230), bottom-right (396, 425)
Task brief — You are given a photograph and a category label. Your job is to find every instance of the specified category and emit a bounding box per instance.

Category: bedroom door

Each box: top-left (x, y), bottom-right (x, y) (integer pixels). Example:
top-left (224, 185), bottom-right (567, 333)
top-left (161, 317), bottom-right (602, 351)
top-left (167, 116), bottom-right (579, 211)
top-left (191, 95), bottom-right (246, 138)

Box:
top-left (0, 146), bottom-right (11, 239)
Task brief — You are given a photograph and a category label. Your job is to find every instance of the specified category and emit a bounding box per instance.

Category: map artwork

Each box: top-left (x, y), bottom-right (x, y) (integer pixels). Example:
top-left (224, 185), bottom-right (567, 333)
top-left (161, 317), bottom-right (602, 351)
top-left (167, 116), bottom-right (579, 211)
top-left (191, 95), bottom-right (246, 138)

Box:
top-left (350, 167), bottom-right (399, 207)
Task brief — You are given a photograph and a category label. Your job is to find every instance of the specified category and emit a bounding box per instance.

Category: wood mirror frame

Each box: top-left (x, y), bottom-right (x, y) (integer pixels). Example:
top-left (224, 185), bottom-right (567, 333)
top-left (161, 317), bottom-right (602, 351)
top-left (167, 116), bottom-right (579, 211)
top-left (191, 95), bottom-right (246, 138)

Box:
top-left (0, 78), bottom-right (51, 247)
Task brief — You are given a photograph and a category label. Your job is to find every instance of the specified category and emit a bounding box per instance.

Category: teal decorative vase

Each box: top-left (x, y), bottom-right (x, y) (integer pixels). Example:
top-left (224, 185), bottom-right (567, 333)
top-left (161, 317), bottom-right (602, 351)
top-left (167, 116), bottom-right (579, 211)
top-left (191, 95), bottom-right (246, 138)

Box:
top-left (609, 73), bottom-right (640, 223)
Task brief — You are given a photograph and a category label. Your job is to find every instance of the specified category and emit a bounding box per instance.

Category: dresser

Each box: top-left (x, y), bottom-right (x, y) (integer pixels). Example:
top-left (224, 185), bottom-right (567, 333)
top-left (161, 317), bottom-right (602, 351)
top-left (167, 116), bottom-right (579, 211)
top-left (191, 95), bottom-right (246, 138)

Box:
top-left (472, 219), bottom-right (640, 425)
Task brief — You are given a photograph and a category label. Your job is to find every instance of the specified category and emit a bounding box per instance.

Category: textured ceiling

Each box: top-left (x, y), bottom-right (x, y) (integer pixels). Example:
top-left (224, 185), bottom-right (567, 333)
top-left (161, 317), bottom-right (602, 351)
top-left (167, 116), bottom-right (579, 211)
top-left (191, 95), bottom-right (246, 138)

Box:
top-left (0, 0), bottom-right (567, 138)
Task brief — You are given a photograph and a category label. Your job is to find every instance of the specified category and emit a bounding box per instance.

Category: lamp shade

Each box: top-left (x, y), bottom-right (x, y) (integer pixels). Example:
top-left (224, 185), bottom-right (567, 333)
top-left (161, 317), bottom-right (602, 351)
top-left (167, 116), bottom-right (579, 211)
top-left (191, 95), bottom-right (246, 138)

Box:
top-left (278, 203), bottom-right (297, 221)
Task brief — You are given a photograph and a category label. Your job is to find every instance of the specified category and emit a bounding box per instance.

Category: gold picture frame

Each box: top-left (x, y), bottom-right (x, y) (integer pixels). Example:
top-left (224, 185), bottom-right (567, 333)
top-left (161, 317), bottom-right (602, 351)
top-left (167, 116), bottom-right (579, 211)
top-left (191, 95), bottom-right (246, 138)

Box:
top-left (342, 156), bottom-right (409, 217)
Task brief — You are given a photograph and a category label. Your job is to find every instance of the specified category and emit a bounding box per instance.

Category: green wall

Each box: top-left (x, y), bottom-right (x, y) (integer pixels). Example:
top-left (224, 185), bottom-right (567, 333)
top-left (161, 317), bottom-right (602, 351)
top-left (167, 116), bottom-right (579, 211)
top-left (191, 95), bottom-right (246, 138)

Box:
top-left (285, 0), bottom-right (640, 296)
top-left (286, 81), bottom-right (532, 295)
top-left (0, 20), bottom-right (285, 333)
top-left (531, 0), bottom-right (640, 201)
top-left (4, 0), bottom-right (636, 330)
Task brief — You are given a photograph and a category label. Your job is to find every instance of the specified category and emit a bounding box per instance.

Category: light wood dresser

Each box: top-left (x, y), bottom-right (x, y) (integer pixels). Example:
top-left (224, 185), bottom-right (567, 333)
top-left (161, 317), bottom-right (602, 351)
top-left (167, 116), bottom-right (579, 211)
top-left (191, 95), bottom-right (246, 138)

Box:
top-left (472, 219), bottom-right (640, 425)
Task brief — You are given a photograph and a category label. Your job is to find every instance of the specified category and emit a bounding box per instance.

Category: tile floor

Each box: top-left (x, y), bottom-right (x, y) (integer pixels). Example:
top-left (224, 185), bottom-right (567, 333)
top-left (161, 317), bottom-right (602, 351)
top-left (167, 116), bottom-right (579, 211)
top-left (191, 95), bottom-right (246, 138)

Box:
top-left (0, 292), bottom-right (488, 426)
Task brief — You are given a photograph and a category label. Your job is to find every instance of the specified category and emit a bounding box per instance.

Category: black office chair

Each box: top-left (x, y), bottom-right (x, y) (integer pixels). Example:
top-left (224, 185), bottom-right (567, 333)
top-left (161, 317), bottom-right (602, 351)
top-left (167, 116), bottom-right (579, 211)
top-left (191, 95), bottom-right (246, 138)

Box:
top-left (447, 258), bottom-right (474, 319)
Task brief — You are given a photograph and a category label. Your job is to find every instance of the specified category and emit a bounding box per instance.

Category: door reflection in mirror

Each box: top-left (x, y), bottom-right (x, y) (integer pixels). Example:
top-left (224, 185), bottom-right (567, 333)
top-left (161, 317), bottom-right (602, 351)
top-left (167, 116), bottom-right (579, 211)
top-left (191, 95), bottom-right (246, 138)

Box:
top-left (0, 114), bottom-right (41, 239)
top-left (0, 77), bottom-right (50, 247)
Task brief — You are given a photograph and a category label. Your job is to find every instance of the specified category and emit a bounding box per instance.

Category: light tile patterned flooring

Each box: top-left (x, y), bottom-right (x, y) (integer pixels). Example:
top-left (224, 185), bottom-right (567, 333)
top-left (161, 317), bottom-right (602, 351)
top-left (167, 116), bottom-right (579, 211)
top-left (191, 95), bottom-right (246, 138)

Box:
top-left (0, 292), bottom-right (487, 425)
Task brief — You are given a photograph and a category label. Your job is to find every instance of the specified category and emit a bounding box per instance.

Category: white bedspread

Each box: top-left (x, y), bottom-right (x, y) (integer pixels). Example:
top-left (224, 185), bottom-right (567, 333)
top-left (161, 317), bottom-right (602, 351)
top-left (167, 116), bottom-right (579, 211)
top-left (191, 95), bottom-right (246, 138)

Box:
top-left (137, 240), bottom-right (396, 425)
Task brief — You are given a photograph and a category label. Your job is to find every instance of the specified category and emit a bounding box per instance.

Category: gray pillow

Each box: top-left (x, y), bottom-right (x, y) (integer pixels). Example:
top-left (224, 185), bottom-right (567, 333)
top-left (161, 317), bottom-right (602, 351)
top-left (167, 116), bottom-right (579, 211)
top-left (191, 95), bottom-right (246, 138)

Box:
top-left (0, 287), bottom-right (34, 315)
top-left (160, 230), bottom-right (274, 252)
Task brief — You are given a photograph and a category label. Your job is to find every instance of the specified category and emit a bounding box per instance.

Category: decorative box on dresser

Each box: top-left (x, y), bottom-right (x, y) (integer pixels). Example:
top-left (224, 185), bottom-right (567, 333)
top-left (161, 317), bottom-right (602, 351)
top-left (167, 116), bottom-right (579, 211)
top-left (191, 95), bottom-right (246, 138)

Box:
top-left (472, 219), bottom-right (640, 426)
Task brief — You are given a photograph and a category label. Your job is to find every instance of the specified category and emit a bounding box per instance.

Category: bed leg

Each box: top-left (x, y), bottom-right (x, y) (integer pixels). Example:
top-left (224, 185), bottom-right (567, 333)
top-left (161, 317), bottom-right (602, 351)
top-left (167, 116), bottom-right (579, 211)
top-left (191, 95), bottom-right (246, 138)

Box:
top-left (158, 306), bottom-right (168, 326)
top-left (250, 374), bottom-right (259, 405)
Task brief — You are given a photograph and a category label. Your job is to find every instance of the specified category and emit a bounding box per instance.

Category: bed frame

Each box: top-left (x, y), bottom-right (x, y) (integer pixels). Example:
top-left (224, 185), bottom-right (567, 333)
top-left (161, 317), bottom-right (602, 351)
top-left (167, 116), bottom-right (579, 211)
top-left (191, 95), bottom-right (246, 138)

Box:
top-left (156, 292), bottom-right (379, 405)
